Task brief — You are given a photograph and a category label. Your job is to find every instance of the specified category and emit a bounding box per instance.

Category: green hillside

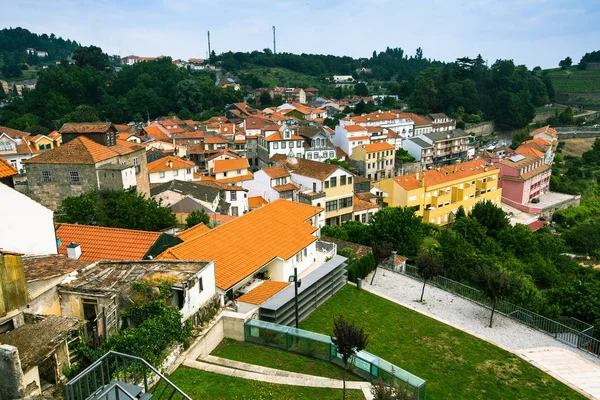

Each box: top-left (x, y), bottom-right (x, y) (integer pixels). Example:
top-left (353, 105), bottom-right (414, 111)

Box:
top-left (544, 67), bottom-right (600, 108)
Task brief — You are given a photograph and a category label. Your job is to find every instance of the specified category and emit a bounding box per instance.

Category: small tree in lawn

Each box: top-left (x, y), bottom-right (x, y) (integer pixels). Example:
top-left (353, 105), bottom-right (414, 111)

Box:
top-left (371, 378), bottom-right (418, 400)
top-left (332, 315), bottom-right (369, 400)
top-left (475, 265), bottom-right (521, 328)
top-left (415, 254), bottom-right (444, 302)
top-left (186, 209), bottom-right (210, 228)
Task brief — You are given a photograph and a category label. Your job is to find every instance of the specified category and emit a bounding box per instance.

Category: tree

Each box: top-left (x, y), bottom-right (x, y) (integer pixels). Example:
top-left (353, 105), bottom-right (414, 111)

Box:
top-left (370, 207), bottom-right (424, 257)
top-left (63, 104), bottom-right (100, 123)
top-left (73, 45), bottom-right (108, 70)
top-left (354, 82), bottom-right (368, 96)
top-left (415, 253), bottom-right (444, 302)
top-left (558, 57), bottom-right (572, 70)
top-left (455, 205), bottom-right (466, 220)
top-left (558, 106), bottom-right (575, 126)
top-left (59, 190), bottom-right (177, 231)
top-left (474, 265), bottom-right (520, 328)
top-left (186, 209), bottom-right (210, 228)
top-left (470, 200), bottom-right (509, 238)
top-left (332, 315), bottom-right (369, 400)
top-left (395, 148), bottom-right (415, 164)
top-left (0, 63), bottom-right (22, 79)
top-left (511, 128), bottom-right (530, 149)
top-left (259, 90), bottom-right (272, 107)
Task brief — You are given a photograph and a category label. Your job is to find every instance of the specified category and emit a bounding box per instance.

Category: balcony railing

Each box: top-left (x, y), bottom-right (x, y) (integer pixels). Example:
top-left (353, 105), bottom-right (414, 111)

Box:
top-left (65, 351), bottom-right (190, 400)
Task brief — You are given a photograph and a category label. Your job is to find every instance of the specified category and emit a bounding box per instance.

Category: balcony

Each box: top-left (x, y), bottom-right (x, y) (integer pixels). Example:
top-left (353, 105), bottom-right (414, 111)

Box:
top-left (299, 240), bottom-right (337, 278)
top-left (65, 351), bottom-right (190, 400)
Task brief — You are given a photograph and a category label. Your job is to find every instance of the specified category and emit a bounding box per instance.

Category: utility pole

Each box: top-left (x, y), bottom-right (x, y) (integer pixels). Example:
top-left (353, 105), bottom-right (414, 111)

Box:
top-left (272, 26), bottom-right (276, 54)
top-left (207, 31), bottom-right (211, 58)
top-left (289, 268), bottom-right (301, 329)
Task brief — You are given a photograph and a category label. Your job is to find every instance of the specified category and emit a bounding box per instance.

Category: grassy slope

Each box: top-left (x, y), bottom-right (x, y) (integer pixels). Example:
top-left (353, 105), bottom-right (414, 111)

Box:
top-left (211, 338), bottom-right (361, 381)
top-left (300, 285), bottom-right (586, 400)
top-left (544, 68), bottom-right (600, 107)
top-left (239, 66), bottom-right (323, 88)
top-left (164, 366), bottom-right (365, 399)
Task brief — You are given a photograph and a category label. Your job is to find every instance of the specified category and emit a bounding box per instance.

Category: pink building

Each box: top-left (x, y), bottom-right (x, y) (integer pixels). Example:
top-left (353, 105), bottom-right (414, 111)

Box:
top-left (497, 154), bottom-right (551, 206)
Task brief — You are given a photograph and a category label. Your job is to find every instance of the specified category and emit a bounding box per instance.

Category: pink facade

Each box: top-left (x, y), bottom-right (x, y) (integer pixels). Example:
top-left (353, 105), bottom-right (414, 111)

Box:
top-left (497, 155), bottom-right (551, 205)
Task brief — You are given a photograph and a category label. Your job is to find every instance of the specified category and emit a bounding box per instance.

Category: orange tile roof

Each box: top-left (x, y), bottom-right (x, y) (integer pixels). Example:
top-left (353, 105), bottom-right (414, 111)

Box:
top-left (47, 131), bottom-right (62, 141)
top-left (262, 166), bottom-right (290, 179)
top-left (264, 132), bottom-right (304, 142)
top-left (515, 146), bottom-right (544, 158)
top-left (178, 223), bottom-right (211, 242)
top-left (0, 156), bottom-right (18, 178)
top-left (344, 111), bottom-right (401, 123)
top-left (214, 158), bottom-right (249, 173)
top-left (248, 196), bottom-right (268, 209)
top-left (272, 154), bottom-right (339, 181)
top-left (148, 155), bottom-right (195, 172)
top-left (236, 280), bottom-right (290, 304)
top-left (55, 223), bottom-right (162, 262)
top-left (530, 125), bottom-right (557, 139)
top-left (348, 135), bottom-right (370, 141)
top-left (216, 172), bottom-right (254, 184)
top-left (390, 159), bottom-right (498, 191)
top-left (59, 122), bottom-right (114, 134)
top-left (405, 113), bottom-right (433, 127)
top-left (157, 199), bottom-right (323, 290)
top-left (273, 183), bottom-right (298, 192)
top-left (362, 142), bottom-right (395, 152)
top-left (143, 125), bottom-right (171, 141)
top-left (204, 136), bottom-right (229, 144)
top-left (353, 196), bottom-right (379, 212)
top-left (0, 125), bottom-right (30, 138)
top-left (23, 137), bottom-right (120, 165)
top-left (343, 125), bottom-right (368, 132)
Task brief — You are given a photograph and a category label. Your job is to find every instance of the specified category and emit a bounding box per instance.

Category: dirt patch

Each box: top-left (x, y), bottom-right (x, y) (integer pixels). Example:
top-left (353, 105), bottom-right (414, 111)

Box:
top-left (561, 138), bottom-right (597, 156)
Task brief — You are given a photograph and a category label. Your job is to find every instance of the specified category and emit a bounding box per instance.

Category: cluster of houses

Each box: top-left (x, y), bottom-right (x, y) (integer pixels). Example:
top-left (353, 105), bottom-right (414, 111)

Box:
top-left (0, 89), bottom-right (573, 396)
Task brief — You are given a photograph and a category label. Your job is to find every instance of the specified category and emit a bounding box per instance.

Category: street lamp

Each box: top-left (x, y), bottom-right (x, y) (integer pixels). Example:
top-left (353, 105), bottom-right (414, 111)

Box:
top-left (288, 268), bottom-right (302, 329)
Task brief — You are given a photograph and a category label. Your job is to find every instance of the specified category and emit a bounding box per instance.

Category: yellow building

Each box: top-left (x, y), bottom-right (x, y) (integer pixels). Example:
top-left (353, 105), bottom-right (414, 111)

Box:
top-left (26, 131), bottom-right (62, 151)
top-left (375, 159), bottom-right (501, 225)
top-left (349, 142), bottom-right (395, 181)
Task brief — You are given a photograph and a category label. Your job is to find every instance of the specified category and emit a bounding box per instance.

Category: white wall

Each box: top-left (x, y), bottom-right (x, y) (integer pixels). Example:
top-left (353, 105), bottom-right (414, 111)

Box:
top-left (243, 171), bottom-right (280, 202)
top-left (403, 139), bottom-right (425, 161)
top-left (0, 183), bottom-right (57, 255)
top-left (149, 168), bottom-right (193, 184)
top-left (23, 365), bottom-right (41, 397)
top-left (181, 261), bottom-right (217, 321)
top-left (223, 190), bottom-right (249, 216)
top-left (121, 166), bottom-right (137, 189)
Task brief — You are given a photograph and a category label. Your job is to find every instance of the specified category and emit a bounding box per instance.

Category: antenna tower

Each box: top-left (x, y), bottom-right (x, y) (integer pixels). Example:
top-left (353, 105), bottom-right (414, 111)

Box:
top-left (207, 31), bottom-right (211, 58)
top-left (273, 26), bottom-right (276, 54)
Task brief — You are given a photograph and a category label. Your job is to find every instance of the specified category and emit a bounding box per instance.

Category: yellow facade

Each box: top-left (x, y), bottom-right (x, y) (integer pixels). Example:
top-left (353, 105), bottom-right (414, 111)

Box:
top-left (323, 171), bottom-right (355, 223)
top-left (376, 164), bottom-right (502, 226)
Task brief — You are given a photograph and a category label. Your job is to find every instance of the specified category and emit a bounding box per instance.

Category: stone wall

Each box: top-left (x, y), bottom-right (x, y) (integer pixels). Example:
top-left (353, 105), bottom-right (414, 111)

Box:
top-left (0, 344), bottom-right (24, 399)
top-left (465, 122), bottom-right (495, 136)
top-left (25, 163), bottom-right (98, 210)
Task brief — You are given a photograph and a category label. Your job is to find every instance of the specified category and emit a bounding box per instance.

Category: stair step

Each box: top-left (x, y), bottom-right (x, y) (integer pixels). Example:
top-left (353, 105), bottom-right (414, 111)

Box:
top-left (139, 394), bottom-right (153, 400)
top-left (92, 381), bottom-right (143, 400)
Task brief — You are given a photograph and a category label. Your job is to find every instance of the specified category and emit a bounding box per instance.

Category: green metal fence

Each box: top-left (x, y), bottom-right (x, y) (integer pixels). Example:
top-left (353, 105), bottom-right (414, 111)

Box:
top-left (397, 264), bottom-right (600, 357)
top-left (244, 319), bottom-right (426, 400)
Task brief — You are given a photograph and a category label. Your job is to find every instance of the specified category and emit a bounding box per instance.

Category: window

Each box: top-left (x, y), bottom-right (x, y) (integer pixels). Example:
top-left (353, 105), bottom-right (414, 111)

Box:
top-left (348, 176), bottom-right (353, 185)
top-left (237, 169), bottom-right (241, 174)
top-left (198, 277), bottom-right (204, 293)
top-left (326, 200), bottom-right (338, 212)
top-left (69, 171), bottom-right (80, 184)
top-left (133, 157), bottom-right (139, 166)
top-left (361, 213), bottom-right (366, 223)
top-left (324, 181), bottom-right (329, 189)
top-left (231, 206), bottom-right (239, 216)
top-left (338, 197), bottom-right (353, 209)
top-left (297, 141), bottom-right (302, 148)
top-left (174, 169), bottom-right (179, 176)
top-left (41, 170), bottom-right (52, 182)
top-left (159, 171), bottom-right (165, 178)
top-left (281, 141), bottom-right (287, 149)
top-left (187, 168), bottom-right (191, 174)
top-left (303, 248), bottom-right (307, 257)
top-left (330, 177), bottom-right (337, 187)
top-left (329, 151), bottom-right (335, 158)
top-left (273, 142), bottom-right (279, 149)
top-left (231, 191), bottom-right (237, 201)
top-left (340, 175), bottom-right (347, 186)
top-left (0, 141), bottom-right (13, 152)
top-left (307, 153), bottom-right (312, 159)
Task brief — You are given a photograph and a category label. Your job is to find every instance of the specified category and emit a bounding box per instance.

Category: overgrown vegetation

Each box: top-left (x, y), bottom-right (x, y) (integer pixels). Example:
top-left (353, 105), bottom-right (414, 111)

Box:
top-left (59, 189), bottom-right (177, 231)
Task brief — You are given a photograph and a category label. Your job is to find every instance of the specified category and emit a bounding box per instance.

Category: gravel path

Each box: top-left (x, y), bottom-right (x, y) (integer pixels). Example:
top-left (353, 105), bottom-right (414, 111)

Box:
top-left (365, 268), bottom-right (600, 366)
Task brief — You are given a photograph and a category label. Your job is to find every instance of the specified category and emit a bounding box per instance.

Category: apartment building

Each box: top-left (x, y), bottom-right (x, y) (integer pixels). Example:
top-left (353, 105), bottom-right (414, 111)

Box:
top-left (256, 125), bottom-right (305, 168)
top-left (349, 142), bottom-right (396, 181)
top-left (340, 111), bottom-right (414, 141)
top-left (375, 159), bottom-right (501, 226)
top-left (497, 154), bottom-right (551, 207)
top-left (403, 129), bottom-right (470, 168)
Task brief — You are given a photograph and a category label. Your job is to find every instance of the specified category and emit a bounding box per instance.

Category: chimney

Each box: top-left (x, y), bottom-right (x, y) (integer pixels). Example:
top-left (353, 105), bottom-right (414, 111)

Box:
top-left (67, 242), bottom-right (81, 260)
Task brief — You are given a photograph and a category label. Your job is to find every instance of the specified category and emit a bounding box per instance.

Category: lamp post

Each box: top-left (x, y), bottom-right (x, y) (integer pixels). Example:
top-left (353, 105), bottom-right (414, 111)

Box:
top-left (288, 268), bottom-right (301, 329)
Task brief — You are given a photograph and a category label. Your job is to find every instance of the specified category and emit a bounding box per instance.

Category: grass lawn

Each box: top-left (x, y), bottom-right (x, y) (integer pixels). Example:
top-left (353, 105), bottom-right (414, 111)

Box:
top-left (300, 285), bottom-right (586, 400)
top-left (164, 366), bottom-right (365, 399)
top-left (211, 338), bottom-right (361, 381)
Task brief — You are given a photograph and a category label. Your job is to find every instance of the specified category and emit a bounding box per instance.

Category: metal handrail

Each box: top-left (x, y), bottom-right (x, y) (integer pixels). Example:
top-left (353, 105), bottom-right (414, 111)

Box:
top-left (99, 383), bottom-right (136, 400)
top-left (66, 351), bottom-right (191, 400)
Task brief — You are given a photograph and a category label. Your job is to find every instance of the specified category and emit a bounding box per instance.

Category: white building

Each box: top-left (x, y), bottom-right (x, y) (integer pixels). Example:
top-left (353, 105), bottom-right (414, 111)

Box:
top-left (340, 111), bottom-right (415, 143)
top-left (0, 183), bottom-right (58, 255)
top-left (147, 156), bottom-right (196, 184)
top-left (256, 125), bottom-right (305, 168)
top-left (0, 133), bottom-right (37, 173)
top-left (333, 125), bottom-right (369, 156)
top-left (243, 166), bottom-right (296, 202)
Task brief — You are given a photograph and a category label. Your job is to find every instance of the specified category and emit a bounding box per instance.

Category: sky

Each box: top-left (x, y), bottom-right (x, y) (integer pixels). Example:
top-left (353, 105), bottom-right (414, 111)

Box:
top-left (2, 0), bottom-right (599, 69)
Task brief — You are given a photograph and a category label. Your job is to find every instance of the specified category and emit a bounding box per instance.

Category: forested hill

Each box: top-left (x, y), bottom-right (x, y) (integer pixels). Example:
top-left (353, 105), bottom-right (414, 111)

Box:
top-left (0, 27), bottom-right (80, 65)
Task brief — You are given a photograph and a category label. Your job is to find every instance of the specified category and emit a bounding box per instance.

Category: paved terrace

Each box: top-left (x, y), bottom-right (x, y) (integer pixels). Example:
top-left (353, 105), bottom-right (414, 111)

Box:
top-left (365, 268), bottom-right (600, 399)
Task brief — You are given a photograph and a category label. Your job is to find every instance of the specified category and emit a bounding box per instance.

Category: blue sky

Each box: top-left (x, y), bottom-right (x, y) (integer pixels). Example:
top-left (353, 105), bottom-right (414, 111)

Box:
top-left (3, 0), bottom-right (599, 69)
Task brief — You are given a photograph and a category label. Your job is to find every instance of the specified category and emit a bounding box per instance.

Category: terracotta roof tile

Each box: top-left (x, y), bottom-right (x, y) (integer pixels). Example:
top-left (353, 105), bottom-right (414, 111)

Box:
top-left (55, 223), bottom-right (162, 262)
top-left (273, 183), bottom-right (298, 192)
top-left (0, 156), bottom-right (18, 178)
top-left (264, 132), bottom-right (303, 142)
top-left (157, 199), bottom-right (322, 290)
top-left (147, 155), bottom-right (195, 172)
top-left (59, 122), bottom-right (113, 134)
top-left (515, 146), bottom-right (544, 158)
top-left (0, 125), bottom-right (31, 138)
top-left (262, 166), bottom-right (290, 179)
top-left (178, 223), bottom-right (211, 242)
top-left (22, 254), bottom-right (90, 282)
top-left (236, 280), bottom-right (290, 304)
top-left (343, 125), bottom-right (368, 132)
top-left (143, 125), bottom-right (171, 141)
top-left (361, 142), bottom-right (395, 152)
top-left (23, 137), bottom-right (119, 165)
top-left (214, 158), bottom-right (249, 173)
top-left (271, 155), bottom-right (339, 181)
top-left (248, 196), bottom-right (268, 209)
top-left (353, 196), bottom-right (380, 212)
top-left (217, 172), bottom-right (254, 184)
top-left (204, 136), bottom-right (229, 144)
